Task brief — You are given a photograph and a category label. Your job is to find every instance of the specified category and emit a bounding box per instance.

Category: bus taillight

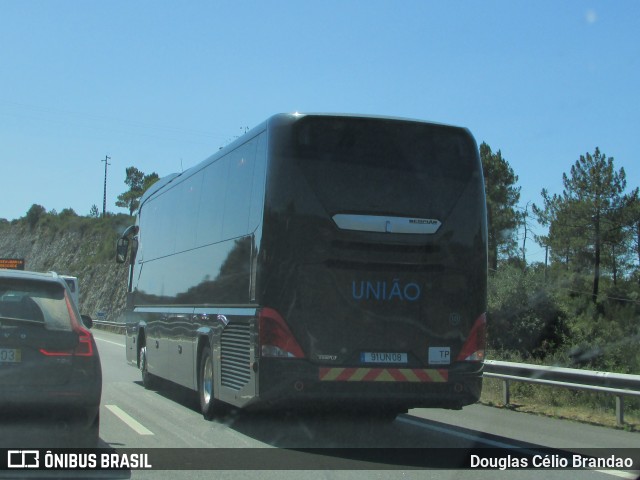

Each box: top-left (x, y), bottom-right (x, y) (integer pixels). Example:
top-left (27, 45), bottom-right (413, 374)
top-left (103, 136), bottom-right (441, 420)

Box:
top-left (456, 313), bottom-right (486, 362)
top-left (259, 308), bottom-right (306, 359)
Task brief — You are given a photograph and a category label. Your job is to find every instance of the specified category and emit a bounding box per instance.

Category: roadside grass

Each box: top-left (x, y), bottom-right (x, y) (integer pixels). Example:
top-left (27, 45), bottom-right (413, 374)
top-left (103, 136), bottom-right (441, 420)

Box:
top-left (480, 377), bottom-right (640, 432)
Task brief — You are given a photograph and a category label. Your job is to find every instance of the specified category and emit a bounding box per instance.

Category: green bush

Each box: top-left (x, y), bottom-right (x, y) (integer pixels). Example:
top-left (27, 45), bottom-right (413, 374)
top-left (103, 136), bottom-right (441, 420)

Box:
top-left (488, 265), bottom-right (567, 358)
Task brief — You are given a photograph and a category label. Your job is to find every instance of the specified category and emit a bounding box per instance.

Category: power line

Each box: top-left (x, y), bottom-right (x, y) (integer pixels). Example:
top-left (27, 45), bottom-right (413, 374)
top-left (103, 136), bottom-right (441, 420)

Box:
top-left (0, 100), bottom-right (223, 142)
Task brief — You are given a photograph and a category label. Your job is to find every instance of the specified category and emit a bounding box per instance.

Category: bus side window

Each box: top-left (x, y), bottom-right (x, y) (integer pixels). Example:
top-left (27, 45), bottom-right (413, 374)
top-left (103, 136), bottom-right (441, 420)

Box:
top-left (248, 132), bottom-right (268, 231)
top-left (222, 139), bottom-right (257, 240)
top-left (174, 173), bottom-right (204, 253)
top-left (142, 192), bottom-right (177, 260)
top-left (197, 156), bottom-right (229, 245)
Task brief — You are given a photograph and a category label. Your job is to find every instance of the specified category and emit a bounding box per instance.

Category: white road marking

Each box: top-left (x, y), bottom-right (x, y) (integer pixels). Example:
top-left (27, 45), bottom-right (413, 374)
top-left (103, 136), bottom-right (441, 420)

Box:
top-left (595, 470), bottom-right (640, 480)
top-left (93, 334), bottom-right (125, 347)
top-left (105, 405), bottom-right (154, 436)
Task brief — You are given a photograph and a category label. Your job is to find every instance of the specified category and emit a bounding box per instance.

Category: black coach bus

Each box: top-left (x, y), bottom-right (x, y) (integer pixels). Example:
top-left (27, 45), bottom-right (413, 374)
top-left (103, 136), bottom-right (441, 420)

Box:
top-left (116, 113), bottom-right (487, 420)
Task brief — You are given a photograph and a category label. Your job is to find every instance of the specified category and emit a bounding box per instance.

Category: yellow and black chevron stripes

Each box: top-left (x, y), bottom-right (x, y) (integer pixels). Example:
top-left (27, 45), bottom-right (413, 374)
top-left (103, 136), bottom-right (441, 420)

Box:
top-left (319, 367), bottom-right (448, 383)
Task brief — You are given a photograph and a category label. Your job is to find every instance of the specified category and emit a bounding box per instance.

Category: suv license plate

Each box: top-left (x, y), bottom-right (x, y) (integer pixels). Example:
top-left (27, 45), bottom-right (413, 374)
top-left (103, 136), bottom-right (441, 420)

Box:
top-left (0, 348), bottom-right (21, 364)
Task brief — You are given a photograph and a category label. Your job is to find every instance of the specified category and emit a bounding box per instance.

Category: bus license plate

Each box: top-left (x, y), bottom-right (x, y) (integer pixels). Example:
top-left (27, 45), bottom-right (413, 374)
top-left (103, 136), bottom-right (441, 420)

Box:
top-left (0, 348), bottom-right (21, 364)
top-left (361, 352), bottom-right (407, 364)
top-left (429, 347), bottom-right (451, 365)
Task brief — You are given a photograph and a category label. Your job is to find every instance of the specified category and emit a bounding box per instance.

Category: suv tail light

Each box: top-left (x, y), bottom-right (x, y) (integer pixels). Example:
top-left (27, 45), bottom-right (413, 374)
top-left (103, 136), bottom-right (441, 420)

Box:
top-left (456, 313), bottom-right (486, 362)
top-left (39, 295), bottom-right (95, 357)
top-left (71, 327), bottom-right (95, 356)
top-left (259, 308), bottom-right (305, 358)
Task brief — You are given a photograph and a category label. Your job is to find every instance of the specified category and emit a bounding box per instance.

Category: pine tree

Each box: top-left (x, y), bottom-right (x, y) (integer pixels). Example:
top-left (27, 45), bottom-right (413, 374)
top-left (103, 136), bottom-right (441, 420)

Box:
top-left (480, 143), bottom-right (521, 270)
top-left (116, 167), bottom-right (160, 215)
top-left (534, 148), bottom-right (638, 300)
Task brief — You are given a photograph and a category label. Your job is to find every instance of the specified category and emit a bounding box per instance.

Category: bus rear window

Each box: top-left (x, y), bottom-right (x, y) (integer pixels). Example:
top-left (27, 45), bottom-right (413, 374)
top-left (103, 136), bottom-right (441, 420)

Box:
top-left (295, 117), bottom-right (474, 175)
top-left (291, 116), bottom-right (479, 219)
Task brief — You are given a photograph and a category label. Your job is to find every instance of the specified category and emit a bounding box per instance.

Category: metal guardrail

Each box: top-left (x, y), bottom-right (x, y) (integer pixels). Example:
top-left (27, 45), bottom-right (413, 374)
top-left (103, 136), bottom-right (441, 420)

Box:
top-left (92, 319), bottom-right (126, 333)
top-left (484, 360), bottom-right (640, 425)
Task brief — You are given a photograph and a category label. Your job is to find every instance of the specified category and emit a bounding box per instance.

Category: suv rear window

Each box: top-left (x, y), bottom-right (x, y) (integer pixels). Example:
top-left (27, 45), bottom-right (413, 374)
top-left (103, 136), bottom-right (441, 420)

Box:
top-left (0, 279), bottom-right (72, 331)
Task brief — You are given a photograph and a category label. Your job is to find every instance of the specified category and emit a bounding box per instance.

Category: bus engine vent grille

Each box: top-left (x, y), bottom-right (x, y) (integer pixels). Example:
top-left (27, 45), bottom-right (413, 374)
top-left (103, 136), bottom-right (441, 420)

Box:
top-left (220, 323), bottom-right (252, 391)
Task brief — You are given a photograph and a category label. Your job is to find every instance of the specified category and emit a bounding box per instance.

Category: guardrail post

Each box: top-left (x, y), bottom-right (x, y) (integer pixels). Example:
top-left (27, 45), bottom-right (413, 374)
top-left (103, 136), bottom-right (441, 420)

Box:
top-left (502, 379), bottom-right (510, 406)
top-left (616, 395), bottom-right (624, 426)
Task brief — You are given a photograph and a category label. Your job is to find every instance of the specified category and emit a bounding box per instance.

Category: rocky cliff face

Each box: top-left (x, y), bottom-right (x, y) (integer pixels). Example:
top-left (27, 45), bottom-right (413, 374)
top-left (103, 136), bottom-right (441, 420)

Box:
top-left (0, 219), bottom-right (131, 322)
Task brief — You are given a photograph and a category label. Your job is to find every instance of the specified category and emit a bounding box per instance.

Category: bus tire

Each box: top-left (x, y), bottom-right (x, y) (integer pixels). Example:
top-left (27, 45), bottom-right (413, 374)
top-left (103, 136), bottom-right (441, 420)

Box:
top-left (140, 344), bottom-right (157, 390)
top-left (198, 345), bottom-right (222, 420)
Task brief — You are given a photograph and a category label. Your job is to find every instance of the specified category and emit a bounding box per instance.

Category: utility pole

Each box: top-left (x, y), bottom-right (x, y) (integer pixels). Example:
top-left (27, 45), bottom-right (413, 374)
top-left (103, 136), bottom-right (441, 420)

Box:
top-left (101, 155), bottom-right (111, 216)
top-left (521, 202), bottom-right (530, 269)
top-left (544, 244), bottom-right (549, 282)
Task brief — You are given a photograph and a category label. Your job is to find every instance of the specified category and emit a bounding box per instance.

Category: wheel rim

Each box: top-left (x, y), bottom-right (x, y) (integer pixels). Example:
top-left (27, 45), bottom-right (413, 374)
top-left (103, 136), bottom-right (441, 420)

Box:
top-left (202, 352), bottom-right (213, 405)
top-left (140, 346), bottom-right (147, 374)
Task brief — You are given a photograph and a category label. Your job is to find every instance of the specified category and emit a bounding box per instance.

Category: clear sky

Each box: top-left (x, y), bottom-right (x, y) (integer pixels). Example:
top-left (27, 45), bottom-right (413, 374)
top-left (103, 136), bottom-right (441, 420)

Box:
top-left (1, 1), bottom-right (638, 262)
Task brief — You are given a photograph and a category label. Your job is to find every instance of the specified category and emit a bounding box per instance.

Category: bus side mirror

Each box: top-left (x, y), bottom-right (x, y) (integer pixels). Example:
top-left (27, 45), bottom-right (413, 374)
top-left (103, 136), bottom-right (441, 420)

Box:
top-left (131, 237), bottom-right (139, 258)
top-left (116, 237), bottom-right (129, 264)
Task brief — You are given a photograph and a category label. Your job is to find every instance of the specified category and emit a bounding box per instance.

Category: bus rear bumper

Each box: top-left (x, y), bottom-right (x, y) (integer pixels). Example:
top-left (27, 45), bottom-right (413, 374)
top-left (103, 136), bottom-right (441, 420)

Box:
top-left (254, 359), bottom-right (483, 411)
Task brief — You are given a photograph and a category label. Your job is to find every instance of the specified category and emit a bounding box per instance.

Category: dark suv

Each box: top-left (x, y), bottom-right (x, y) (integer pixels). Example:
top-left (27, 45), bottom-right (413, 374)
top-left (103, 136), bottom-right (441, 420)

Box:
top-left (0, 270), bottom-right (102, 447)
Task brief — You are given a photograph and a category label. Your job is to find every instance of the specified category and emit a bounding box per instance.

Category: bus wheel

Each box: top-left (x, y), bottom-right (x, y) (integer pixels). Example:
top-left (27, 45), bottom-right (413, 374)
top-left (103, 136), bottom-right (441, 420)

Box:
top-left (140, 345), bottom-right (157, 390)
top-left (198, 345), bottom-right (222, 420)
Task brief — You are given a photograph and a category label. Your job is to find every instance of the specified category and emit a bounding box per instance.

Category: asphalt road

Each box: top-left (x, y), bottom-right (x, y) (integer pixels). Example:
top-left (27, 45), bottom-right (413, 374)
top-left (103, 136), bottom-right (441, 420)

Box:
top-left (52, 330), bottom-right (640, 479)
